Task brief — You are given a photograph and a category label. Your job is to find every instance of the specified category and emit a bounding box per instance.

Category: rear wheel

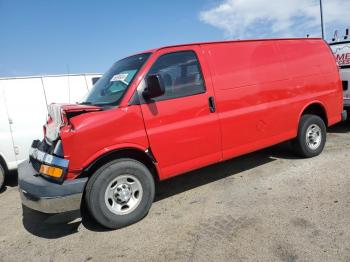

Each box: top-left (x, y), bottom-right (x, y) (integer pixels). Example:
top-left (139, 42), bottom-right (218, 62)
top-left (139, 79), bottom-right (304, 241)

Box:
top-left (293, 114), bottom-right (326, 158)
top-left (0, 163), bottom-right (5, 190)
top-left (85, 159), bottom-right (155, 229)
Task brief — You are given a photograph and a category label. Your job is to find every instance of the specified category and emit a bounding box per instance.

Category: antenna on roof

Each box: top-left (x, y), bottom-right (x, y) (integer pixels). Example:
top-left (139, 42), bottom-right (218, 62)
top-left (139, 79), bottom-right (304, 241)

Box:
top-left (319, 0), bottom-right (325, 39)
top-left (67, 64), bottom-right (71, 103)
top-left (344, 28), bottom-right (349, 40)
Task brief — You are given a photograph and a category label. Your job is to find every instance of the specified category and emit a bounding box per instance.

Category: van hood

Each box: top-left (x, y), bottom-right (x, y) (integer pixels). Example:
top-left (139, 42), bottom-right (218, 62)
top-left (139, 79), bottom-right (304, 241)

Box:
top-left (45, 103), bottom-right (102, 144)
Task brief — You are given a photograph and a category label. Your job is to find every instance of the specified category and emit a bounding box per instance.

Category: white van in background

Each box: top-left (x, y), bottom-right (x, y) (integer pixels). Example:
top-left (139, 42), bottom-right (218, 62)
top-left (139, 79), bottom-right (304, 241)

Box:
top-left (0, 73), bottom-right (101, 188)
top-left (329, 29), bottom-right (350, 110)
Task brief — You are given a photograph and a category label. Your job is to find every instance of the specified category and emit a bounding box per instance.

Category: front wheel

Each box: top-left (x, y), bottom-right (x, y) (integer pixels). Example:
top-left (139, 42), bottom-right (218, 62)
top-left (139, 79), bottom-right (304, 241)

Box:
top-left (293, 114), bottom-right (326, 158)
top-left (85, 159), bottom-right (155, 229)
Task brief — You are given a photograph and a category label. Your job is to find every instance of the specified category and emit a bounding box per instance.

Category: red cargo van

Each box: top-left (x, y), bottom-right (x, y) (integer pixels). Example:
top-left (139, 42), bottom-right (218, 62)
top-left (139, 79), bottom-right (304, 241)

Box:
top-left (19, 38), bottom-right (345, 229)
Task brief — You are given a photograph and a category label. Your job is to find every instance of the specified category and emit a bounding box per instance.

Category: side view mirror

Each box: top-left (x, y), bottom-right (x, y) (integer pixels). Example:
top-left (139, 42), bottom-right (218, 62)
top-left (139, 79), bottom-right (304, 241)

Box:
top-left (142, 74), bottom-right (165, 100)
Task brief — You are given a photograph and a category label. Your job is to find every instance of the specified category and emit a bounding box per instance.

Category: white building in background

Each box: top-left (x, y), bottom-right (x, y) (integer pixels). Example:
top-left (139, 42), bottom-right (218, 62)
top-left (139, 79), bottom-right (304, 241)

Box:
top-left (0, 73), bottom-right (101, 177)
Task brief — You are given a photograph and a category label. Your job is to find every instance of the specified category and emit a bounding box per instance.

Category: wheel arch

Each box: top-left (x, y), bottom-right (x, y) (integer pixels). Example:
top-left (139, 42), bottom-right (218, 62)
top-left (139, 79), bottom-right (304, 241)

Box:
top-left (81, 147), bottom-right (160, 183)
top-left (299, 101), bottom-right (328, 127)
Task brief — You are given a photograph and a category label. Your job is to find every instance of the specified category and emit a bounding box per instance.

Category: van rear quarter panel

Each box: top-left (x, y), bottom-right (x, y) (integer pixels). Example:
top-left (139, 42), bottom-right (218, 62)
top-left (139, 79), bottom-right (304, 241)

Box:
top-left (277, 39), bottom-right (343, 126)
top-left (201, 39), bottom-right (342, 160)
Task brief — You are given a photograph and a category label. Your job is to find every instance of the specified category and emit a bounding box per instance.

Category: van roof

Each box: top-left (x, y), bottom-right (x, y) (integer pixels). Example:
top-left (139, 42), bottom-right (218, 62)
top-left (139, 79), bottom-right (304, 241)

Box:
top-left (151, 37), bottom-right (323, 52)
top-left (0, 73), bottom-right (102, 80)
top-left (122, 37), bottom-right (324, 65)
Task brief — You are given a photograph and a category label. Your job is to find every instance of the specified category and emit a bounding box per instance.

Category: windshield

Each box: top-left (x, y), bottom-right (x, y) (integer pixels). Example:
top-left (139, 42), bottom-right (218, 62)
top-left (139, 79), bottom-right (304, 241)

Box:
top-left (83, 53), bottom-right (151, 106)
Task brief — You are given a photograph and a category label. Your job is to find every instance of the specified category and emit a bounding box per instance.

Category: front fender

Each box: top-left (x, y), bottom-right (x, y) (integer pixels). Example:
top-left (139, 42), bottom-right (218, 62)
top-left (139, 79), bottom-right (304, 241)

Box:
top-left (60, 106), bottom-right (150, 174)
top-left (82, 143), bottom-right (149, 169)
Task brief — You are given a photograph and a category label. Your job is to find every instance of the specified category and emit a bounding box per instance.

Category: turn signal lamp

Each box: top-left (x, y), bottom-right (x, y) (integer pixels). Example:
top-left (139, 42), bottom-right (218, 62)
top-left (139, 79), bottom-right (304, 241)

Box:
top-left (40, 164), bottom-right (63, 178)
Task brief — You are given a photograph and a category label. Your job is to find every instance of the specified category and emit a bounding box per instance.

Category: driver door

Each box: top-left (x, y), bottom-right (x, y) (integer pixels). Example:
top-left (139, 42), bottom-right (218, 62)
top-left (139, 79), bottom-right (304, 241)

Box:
top-left (139, 47), bottom-right (222, 179)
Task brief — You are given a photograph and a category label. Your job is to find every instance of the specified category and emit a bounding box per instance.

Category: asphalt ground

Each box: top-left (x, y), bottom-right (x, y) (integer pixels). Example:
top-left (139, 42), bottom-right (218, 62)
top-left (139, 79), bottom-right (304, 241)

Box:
top-left (0, 121), bottom-right (349, 262)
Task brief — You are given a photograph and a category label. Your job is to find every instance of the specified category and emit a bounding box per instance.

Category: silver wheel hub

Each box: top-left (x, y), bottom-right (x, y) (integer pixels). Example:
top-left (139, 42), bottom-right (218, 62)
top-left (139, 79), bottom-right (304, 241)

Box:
top-left (115, 184), bottom-right (132, 203)
top-left (306, 124), bottom-right (322, 150)
top-left (104, 175), bottom-right (143, 215)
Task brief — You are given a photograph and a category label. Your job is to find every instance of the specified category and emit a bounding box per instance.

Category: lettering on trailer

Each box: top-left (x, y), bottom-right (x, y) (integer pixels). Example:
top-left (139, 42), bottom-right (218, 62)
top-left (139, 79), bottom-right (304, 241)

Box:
top-left (331, 44), bottom-right (350, 67)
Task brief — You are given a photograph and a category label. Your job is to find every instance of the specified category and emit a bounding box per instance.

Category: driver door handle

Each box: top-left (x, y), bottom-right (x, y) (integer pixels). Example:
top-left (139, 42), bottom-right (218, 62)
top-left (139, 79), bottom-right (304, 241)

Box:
top-left (208, 96), bottom-right (216, 113)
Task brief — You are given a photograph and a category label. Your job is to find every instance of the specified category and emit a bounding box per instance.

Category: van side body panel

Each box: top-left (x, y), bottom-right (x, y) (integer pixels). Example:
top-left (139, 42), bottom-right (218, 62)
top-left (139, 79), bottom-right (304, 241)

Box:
top-left (201, 39), bottom-right (342, 160)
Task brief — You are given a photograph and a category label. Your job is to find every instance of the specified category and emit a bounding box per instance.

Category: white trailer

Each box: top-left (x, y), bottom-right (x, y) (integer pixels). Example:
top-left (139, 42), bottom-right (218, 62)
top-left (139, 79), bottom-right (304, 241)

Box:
top-left (329, 29), bottom-right (350, 110)
top-left (0, 73), bottom-right (101, 188)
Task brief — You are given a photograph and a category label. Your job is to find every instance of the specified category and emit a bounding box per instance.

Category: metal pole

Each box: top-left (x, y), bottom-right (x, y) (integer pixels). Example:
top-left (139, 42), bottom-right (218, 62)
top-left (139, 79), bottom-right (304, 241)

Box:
top-left (320, 0), bottom-right (325, 39)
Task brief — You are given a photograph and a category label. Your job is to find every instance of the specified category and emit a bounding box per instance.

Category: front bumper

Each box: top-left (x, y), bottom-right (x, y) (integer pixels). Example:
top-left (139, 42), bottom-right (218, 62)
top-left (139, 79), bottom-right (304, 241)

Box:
top-left (18, 161), bottom-right (87, 213)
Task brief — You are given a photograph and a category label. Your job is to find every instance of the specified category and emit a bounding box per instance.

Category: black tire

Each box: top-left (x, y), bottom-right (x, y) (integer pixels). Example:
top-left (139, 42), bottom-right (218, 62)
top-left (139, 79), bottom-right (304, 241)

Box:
top-left (85, 158), bottom-right (155, 229)
top-left (293, 114), bottom-right (326, 158)
top-left (0, 163), bottom-right (5, 190)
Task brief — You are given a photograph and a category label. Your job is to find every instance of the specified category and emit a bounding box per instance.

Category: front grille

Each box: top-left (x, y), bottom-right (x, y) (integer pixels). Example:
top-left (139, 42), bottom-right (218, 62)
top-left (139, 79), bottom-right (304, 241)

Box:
top-left (29, 140), bottom-right (55, 172)
top-left (30, 156), bottom-right (41, 172)
top-left (38, 140), bottom-right (52, 153)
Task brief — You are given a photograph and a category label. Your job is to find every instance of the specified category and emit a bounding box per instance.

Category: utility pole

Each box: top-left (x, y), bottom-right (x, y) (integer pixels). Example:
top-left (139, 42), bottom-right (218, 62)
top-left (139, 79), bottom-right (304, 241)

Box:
top-left (320, 0), bottom-right (325, 39)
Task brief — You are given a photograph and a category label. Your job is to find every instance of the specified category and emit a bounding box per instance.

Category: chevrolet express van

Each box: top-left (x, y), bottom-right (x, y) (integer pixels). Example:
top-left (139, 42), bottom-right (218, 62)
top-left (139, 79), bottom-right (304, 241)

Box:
top-left (18, 39), bottom-right (345, 229)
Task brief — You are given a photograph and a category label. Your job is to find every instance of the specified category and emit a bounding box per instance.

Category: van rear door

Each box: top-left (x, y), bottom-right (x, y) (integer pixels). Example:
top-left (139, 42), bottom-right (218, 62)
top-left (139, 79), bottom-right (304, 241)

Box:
top-left (139, 47), bottom-right (222, 179)
top-left (2, 78), bottom-right (48, 164)
top-left (0, 83), bottom-right (16, 169)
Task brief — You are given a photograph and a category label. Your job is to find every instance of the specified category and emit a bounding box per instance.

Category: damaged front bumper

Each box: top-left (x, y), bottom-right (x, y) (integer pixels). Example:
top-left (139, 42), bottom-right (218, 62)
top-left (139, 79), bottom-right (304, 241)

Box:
top-left (18, 145), bottom-right (87, 214)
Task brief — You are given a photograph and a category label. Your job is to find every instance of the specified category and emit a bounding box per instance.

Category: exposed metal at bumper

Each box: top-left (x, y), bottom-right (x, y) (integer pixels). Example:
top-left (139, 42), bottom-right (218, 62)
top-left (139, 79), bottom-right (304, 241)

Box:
top-left (18, 161), bottom-right (87, 214)
top-left (45, 104), bottom-right (64, 144)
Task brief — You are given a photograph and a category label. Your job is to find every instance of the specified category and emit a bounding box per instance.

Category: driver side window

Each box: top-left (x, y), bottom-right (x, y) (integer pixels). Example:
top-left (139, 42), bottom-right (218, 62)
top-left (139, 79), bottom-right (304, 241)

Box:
top-left (147, 50), bottom-right (206, 101)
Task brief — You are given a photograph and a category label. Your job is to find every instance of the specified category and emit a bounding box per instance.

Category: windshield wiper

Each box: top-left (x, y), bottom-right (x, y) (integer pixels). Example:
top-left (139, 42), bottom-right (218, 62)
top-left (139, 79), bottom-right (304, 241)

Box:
top-left (78, 101), bottom-right (93, 105)
top-left (78, 101), bottom-right (105, 109)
